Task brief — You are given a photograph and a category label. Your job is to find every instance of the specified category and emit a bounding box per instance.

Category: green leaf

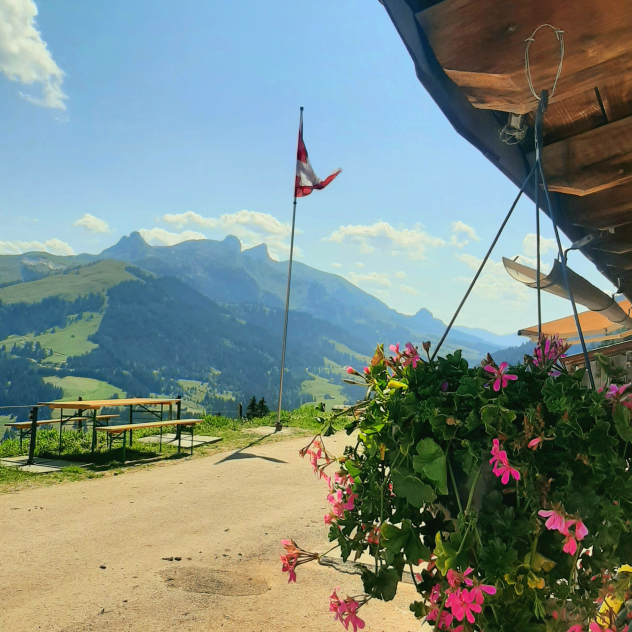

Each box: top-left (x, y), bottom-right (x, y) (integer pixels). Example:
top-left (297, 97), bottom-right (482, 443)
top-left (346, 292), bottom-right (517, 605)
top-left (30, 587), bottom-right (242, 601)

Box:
top-left (413, 438), bottom-right (448, 495)
top-left (614, 403), bottom-right (632, 442)
top-left (456, 376), bottom-right (484, 398)
top-left (391, 467), bottom-right (436, 507)
top-left (381, 520), bottom-right (431, 565)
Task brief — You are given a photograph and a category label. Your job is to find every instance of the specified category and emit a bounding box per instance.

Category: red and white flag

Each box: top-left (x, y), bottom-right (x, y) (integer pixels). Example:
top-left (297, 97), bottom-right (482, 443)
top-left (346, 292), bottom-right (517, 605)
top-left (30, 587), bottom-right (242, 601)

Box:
top-left (295, 117), bottom-right (341, 198)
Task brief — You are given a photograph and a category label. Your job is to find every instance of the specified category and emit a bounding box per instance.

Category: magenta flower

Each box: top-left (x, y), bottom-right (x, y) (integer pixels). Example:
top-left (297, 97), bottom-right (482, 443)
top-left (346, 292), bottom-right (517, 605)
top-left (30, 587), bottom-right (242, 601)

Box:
top-left (279, 539), bottom-right (318, 583)
top-left (539, 509), bottom-right (567, 532)
top-left (604, 384), bottom-right (632, 410)
top-left (528, 437), bottom-right (542, 450)
top-left (446, 589), bottom-right (482, 624)
top-left (389, 343), bottom-right (400, 355)
top-left (534, 335), bottom-right (568, 366)
top-left (465, 582), bottom-right (497, 605)
top-left (340, 599), bottom-right (365, 631)
top-left (489, 439), bottom-right (520, 484)
top-left (330, 588), bottom-right (343, 620)
top-left (346, 366), bottom-right (355, 375)
top-left (402, 342), bottom-right (421, 368)
top-left (568, 625), bottom-right (584, 632)
top-left (484, 362), bottom-right (518, 391)
top-left (363, 366), bottom-right (370, 375)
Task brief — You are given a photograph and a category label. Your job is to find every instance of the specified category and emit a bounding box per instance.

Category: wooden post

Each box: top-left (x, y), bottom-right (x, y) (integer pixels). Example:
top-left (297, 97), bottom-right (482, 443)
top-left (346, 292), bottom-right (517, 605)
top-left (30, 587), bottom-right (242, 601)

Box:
top-left (77, 396), bottom-right (84, 431)
top-left (175, 395), bottom-right (182, 441)
top-left (26, 406), bottom-right (38, 465)
top-left (238, 402), bottom-right (243, 420)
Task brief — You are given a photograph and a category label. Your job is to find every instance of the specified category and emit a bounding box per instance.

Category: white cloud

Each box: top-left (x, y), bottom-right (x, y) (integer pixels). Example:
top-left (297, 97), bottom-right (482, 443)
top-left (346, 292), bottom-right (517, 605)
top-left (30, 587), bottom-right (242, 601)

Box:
top-left (399, 284), bottom-right (420, 296)
top-left (452, 221), bottom-right (479, 241)
top-left (331, 262), bottom-right (342, 268)
top-left (0, 0), bottom-right (68, 109)
top-left (449, 222), bottom-right (480, 249)
top-left (355, 262), bottom-right (364, 268)
top-left (522, 234), bottom-right (558, 258)
top-left (326, 221), bottom-right (445, 260)
top-left (395, 271), bottom-right (407, 279)
top-left (74, 213), bottom-right (111, 234)
top-left (0, 237), bottom-right (74, 256)
top-left (347, 271), bottom-right (392, 288)
top-left (161, 210), bottom-right (295, 260)
top-left (139, 228), bottom-right (206, 247)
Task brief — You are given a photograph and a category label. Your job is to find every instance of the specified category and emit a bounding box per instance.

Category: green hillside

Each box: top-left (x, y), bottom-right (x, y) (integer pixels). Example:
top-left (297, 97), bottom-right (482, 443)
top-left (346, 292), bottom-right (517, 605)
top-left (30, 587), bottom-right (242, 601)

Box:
top-left (0, 260), bottom-right (137, 304)
top-left (1, 312), bottom-right (102, 364)
top-left (42, 376), bottom-right (125, 402)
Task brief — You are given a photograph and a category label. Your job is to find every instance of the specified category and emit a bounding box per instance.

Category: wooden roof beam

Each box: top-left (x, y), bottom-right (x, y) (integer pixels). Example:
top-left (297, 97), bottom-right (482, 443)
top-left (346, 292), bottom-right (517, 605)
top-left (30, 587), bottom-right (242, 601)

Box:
top-left (564, 182), bottom-right (632, 229)
top-left (542, 115), bottom-right (632, 196)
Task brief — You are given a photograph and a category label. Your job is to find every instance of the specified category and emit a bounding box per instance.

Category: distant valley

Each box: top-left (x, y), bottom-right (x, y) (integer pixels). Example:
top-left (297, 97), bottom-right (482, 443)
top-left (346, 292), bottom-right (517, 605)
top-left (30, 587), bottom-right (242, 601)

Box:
top-left (0, 233), bottom-right (528, 421)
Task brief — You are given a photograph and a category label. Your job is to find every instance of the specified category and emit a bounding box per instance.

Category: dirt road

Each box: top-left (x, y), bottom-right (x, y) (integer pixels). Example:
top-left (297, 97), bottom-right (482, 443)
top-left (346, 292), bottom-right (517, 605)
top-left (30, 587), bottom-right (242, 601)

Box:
top-left (1, 433), bottom-right (420, 632)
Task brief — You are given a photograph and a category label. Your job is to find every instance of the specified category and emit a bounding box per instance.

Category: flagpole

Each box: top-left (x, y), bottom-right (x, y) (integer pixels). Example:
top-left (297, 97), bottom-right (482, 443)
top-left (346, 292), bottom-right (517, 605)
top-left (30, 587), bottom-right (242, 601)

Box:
top-left (276, 106), bottom-right (303, 432)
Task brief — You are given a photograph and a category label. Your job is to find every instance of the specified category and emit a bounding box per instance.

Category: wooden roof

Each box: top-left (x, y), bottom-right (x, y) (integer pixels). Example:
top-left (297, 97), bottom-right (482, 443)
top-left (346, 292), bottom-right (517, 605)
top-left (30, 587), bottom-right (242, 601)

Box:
top-left (381, 0), bottom-right (632, 301)
top-left (39, 398), bottom-right (180, 410)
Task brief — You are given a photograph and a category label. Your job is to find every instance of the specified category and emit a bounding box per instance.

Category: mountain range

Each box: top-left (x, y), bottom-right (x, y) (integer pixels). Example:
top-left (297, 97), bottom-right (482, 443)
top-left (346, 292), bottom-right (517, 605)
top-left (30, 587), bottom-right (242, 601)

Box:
top-left (0, 233), bottom-right (527, 418)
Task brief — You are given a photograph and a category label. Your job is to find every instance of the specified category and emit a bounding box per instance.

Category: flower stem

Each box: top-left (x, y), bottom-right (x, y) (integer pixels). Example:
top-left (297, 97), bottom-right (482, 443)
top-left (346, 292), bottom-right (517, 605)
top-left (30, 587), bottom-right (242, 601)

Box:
top-left (434, 593), bottom-right (448, 632)
top-left (465, 465), bottom-right (482, 516)
top-left (448, 457), bottom-right (464, 516)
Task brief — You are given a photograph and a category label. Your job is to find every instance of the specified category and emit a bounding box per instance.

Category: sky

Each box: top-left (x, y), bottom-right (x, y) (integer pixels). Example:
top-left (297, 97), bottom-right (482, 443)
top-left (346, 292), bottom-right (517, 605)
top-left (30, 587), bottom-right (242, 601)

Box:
top-left (0, 0), bottom-right (617, 335)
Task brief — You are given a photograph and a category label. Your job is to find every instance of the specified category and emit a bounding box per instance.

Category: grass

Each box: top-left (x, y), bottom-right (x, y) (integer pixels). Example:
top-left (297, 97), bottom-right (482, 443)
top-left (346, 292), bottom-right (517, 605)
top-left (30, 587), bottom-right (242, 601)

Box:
top-left (0, 406), bottom-right (348, 492)
top-left (0, 260), bottom-right (138, 304)
top-left (0, 312), bottom-right (102, 364)
top-left (301, 371), bottom-right (347, 410)
top-left (42, 376), bottom-right (125, 402)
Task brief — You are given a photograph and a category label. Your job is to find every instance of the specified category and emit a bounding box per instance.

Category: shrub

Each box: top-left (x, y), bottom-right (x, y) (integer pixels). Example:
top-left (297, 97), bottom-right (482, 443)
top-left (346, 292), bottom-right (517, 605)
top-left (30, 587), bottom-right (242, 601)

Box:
top-left (282, 338), bottom-right (632, 632)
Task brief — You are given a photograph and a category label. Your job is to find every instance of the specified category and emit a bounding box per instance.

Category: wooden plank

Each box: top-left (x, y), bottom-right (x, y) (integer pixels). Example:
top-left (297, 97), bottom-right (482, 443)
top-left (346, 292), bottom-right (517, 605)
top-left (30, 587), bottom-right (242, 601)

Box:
top-left (565, 182), bottom-right (632, 228)
top-left (600, 76), bottom-right (632, 122)
top-left (39, 397), bottom-right (180, 409)
top-left (95, 419), bottom-right (202, 433)
top-left (417, 0), bottom-right (632, 113)
top-left (526, 89), bottom-right (605, 145)
top-left (542, 115), bottom-right (632, 195)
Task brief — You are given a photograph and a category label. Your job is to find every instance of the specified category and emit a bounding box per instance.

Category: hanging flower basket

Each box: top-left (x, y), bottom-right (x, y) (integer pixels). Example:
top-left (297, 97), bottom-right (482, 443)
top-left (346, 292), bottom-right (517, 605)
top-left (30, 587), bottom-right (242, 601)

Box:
top-left (283, 338), bottom-right (632, 632)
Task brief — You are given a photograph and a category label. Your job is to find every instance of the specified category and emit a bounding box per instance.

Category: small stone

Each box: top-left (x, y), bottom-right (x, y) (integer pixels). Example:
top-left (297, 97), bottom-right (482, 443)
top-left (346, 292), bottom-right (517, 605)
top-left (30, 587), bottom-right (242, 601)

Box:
top-left (100, 565), bottom-right (106, 569)
top-left (174, 557), bottom-right (181, 561)
top-left (162, 557), bottom-right (174, 561)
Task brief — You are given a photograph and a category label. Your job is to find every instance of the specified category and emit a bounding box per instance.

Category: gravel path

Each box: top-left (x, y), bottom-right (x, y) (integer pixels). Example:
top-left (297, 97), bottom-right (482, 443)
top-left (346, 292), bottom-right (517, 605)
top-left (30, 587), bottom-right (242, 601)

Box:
top-left (1, 433), bottom-right (419, 632)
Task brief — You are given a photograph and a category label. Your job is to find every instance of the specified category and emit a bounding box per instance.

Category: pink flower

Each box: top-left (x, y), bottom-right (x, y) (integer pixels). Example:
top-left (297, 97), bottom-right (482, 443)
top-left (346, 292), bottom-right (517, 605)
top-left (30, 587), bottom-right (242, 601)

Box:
top-left (363, 366), bottom-right (370, 375)
top-left (575, 520), bottom-right (588, 541)
top-left (534, 335), bottom-right (568, 367)
top-left (367, 526), bottom-right (380, 545)
top-left (402, 342), bottom-right (421, 369)
top-left (489, 439), bottom-right (520, 484)
top-left (539, 509), bottom-right (567, 532)
top-left (447, 589), bottom-right (482, 624)
top-left (389, 343), bottom-right (400, 355)
top-left (279, 539), bottom-right (318, 582)
top-left (346, 366), bottom-right (355, 375)
top-left (440, 381), bottom-right (449, 392)
top-left (330, 588), bottom-right (343, 620)
top-left (466, 582), bottom-right (497, 605)
top-left (324, 513), bottom-right (334, 525)
top-left (568, 625), bottom-right (584, 632)
top-left (280, 553), bottom-right (297, 583)
top-left (340, 599), bottom-right (365, 631)
top-left (484, 362), bottom-right (518, 391)
top-left (447, 567), bottom-right (473, 589)
top-left (528, 437), bottom-right (542, 449)
top-left (605, 384), bottom-right (632, 410)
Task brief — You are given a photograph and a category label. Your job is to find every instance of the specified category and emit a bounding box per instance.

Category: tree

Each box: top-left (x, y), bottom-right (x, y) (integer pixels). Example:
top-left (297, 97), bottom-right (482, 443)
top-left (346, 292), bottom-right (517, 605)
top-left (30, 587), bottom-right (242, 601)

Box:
top-left (257, 397), bottom-right (269, 417)
top-left (246, 396), bottom-right (258, 419)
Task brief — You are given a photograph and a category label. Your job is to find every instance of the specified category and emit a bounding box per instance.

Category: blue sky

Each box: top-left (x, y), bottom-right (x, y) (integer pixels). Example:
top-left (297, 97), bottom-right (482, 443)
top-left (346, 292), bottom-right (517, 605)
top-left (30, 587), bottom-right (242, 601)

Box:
top-left (0, 0), bottom-right (614, 334)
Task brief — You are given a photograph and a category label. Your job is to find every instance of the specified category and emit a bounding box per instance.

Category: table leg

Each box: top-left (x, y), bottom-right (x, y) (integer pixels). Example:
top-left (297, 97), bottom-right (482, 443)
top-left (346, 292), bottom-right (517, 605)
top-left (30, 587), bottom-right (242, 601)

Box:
top-left (59, 420), bottom-right (63, 456)
top-left (178, 427), bottom-right (181, 454)
top-left (190, 426), bottom-right (194, 456)
top-left (160, 426), bottom-right (163, 453)
top-left (91, 410), bottom-right (97, 454)
top-left (122, 430), bottom-right (127, 464)
top-left (129, 405), bottom-right (133, 446)
top-left (19, 429), bottom-right (23, 451)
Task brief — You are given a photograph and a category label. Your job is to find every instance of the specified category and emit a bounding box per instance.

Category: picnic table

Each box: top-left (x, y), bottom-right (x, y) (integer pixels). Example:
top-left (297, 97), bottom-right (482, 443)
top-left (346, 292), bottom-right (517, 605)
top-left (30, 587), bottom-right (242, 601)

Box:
top-left (37, 397), bottom-right (184, 456)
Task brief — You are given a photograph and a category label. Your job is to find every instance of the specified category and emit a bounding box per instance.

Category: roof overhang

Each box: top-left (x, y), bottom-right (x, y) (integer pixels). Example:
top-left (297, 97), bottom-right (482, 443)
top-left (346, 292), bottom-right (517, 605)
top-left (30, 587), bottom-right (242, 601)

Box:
top-left (380, 0), bottom-right (632, 301)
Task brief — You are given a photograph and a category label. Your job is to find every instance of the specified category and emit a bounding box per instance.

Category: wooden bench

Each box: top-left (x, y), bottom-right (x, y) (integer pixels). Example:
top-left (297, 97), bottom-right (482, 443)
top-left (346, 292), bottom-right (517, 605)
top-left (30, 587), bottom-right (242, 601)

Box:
top-left (95, 419), bottom-right (203, 462)
top-left (5, 417), bottom-right (92, 450)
